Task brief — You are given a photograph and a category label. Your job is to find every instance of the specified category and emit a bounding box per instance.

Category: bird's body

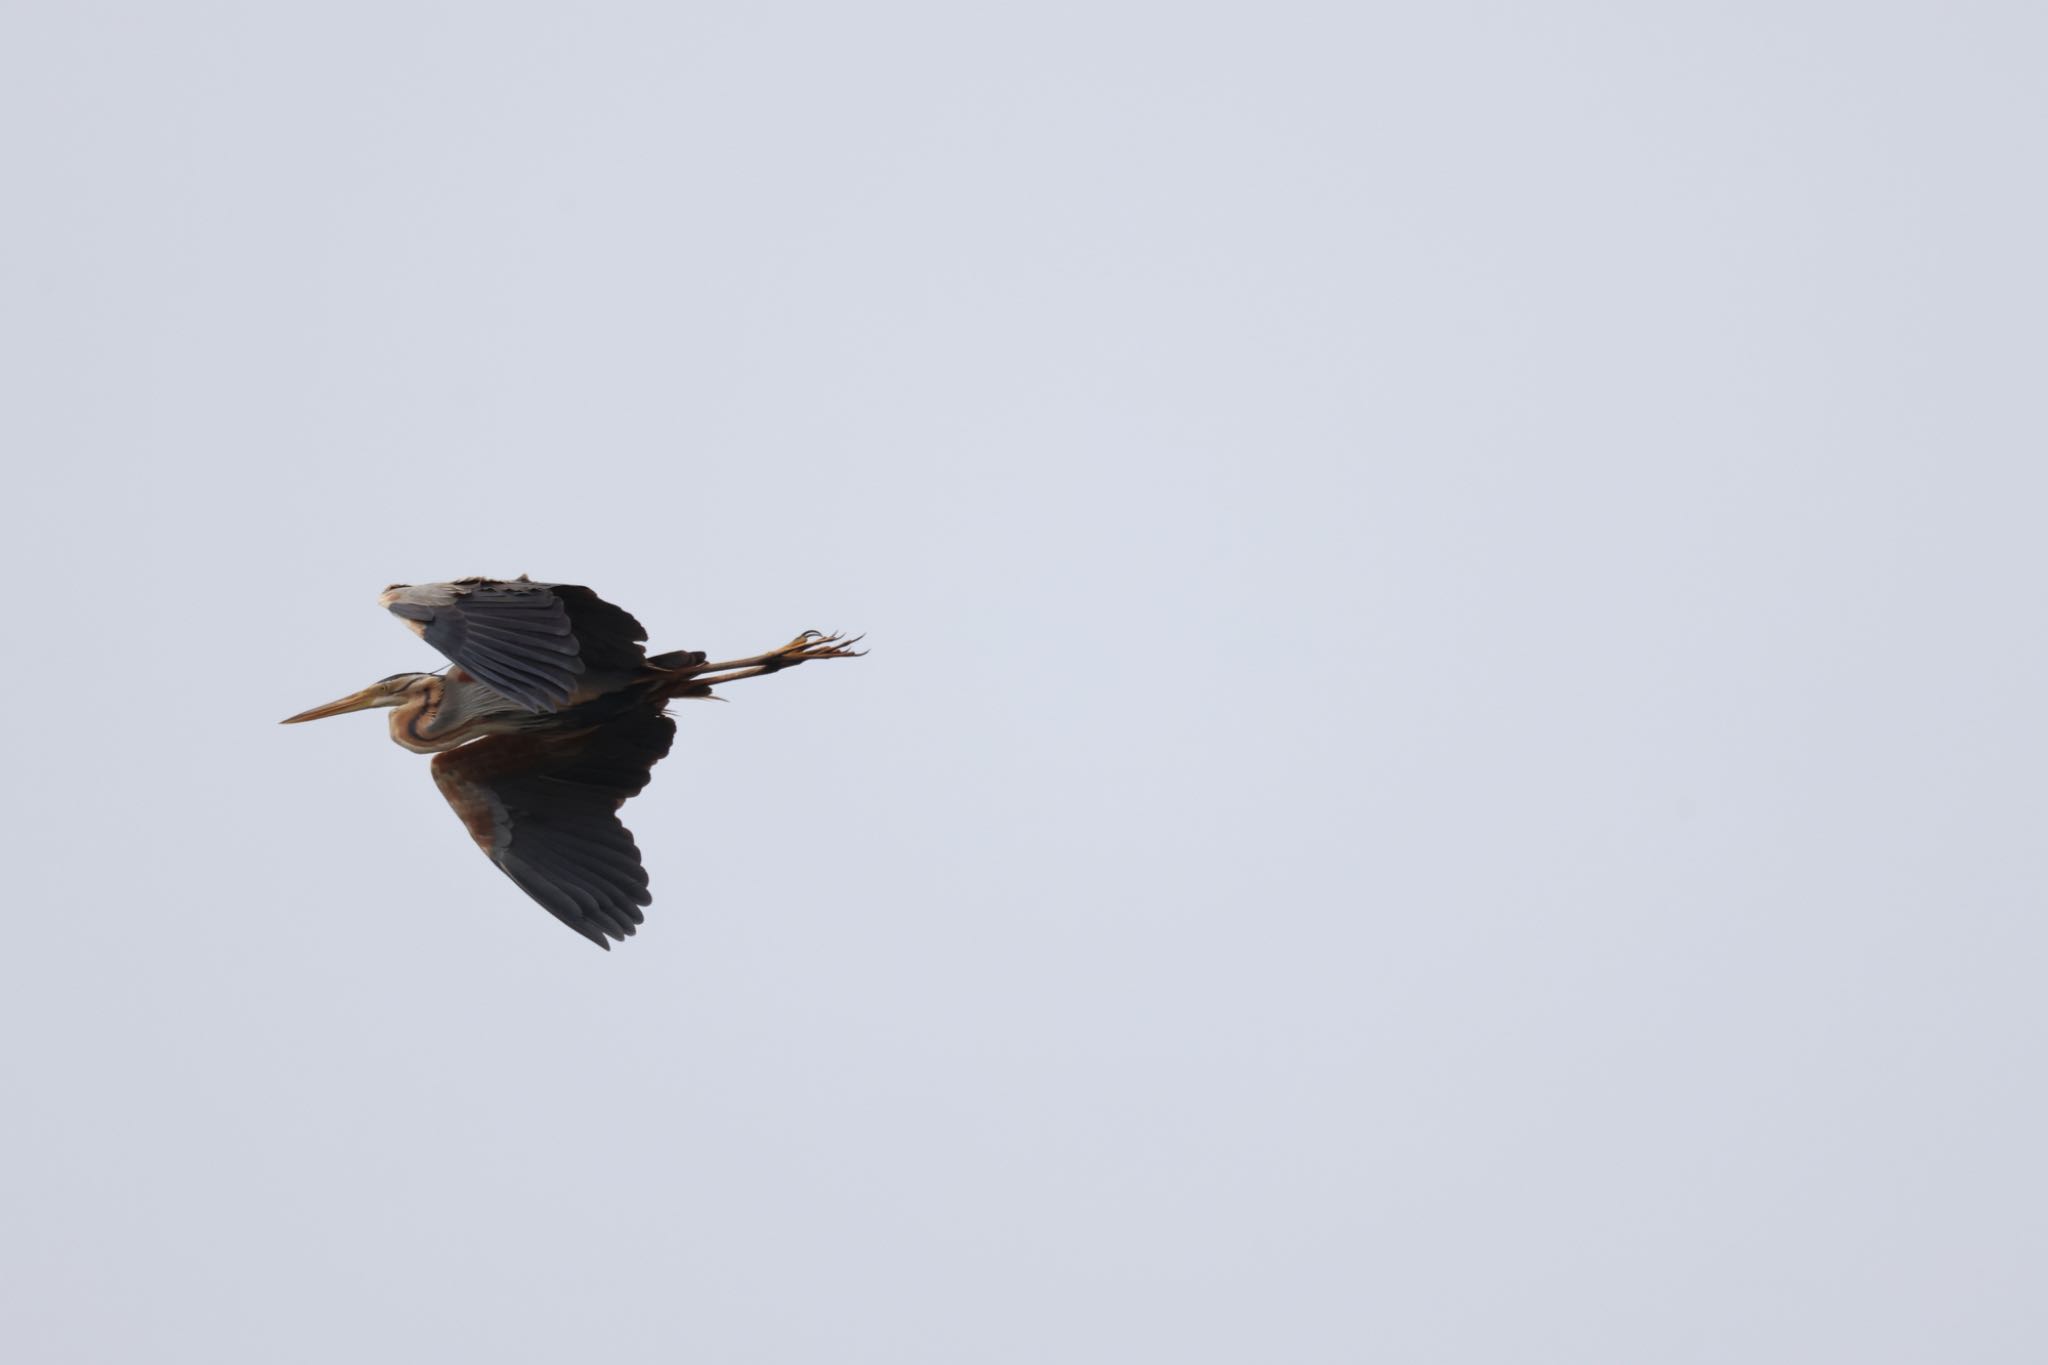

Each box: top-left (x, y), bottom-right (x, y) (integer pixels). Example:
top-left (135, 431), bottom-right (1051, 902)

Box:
top-left (282, 577), bottom-right (861, 948)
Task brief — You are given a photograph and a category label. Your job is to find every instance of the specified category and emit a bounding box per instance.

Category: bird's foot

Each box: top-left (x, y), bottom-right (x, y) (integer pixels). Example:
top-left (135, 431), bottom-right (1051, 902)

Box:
top-left (775, 630), bottom-right (866, 663)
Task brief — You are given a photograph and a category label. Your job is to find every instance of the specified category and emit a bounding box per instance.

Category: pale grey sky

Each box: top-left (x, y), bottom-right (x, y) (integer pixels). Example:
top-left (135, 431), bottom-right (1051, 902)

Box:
top-left (4, 3), bottom-right (2046, 1361)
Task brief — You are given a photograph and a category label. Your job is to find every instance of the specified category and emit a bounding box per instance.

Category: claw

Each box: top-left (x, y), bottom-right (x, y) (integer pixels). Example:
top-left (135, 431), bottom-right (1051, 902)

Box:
top-left (793, 630), bottom-right (863, 660)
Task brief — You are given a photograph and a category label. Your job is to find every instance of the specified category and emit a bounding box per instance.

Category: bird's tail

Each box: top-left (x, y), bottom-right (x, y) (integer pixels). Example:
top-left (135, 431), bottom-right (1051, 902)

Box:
top-left (648, 649), bottom-right (720, 702)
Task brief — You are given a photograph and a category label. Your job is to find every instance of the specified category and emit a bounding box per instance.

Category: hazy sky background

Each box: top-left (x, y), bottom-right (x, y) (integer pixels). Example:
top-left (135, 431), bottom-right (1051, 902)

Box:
top-left (4, 3), bottom-right (2045, 1361)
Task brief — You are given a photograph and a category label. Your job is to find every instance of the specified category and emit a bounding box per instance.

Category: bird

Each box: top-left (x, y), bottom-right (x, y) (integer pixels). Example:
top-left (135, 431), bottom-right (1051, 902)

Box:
top-left (281, 576), bottom-right (862, 949)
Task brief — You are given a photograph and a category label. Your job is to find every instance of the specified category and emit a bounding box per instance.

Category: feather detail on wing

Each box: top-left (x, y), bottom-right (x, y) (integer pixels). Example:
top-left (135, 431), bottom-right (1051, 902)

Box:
top-left (379, 577), bottom-right (650, 712)
top-left (429, 708), bottom-right (677, 948)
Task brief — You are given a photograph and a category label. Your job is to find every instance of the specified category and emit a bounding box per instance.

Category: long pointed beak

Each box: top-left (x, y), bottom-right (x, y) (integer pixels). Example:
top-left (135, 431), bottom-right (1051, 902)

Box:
top-left (280, 686), bottom-right (385, 725)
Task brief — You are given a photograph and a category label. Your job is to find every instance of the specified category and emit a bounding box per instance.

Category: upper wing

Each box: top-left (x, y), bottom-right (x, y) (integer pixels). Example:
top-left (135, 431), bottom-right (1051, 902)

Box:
top-left (429, 709), bottom-right (678, 949)
top-left (380, 576), bottom-right (650, 713)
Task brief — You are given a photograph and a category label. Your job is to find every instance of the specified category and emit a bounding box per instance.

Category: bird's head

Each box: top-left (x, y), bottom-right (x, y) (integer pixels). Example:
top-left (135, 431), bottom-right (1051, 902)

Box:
top-left (280, 672), bottom-right (438, 724)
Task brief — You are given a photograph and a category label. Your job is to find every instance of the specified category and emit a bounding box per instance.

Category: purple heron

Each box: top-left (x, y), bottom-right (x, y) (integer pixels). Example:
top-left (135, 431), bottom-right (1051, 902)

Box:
top-left (282, 577), bottom-right (862, 949)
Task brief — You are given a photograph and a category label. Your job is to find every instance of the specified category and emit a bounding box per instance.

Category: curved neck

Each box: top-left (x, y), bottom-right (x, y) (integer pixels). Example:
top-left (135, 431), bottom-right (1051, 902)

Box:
top-left (385, 674), bottom-right (527, 753)
top-left (386, 676), bottom-right (454, 753)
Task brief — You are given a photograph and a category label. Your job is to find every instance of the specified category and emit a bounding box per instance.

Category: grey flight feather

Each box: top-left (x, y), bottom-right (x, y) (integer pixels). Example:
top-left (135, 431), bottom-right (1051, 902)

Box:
top-left (379, 577), bottom-right (650, 713)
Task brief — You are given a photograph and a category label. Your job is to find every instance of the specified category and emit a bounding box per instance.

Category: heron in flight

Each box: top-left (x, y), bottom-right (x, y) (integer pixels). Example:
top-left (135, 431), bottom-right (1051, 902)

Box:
top-left (282, 577), bottom-right (862, 949)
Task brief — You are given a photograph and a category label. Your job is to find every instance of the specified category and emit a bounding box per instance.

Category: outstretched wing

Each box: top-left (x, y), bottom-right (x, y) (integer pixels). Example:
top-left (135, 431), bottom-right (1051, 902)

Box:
top-left (380, 576), bottom-right (650, 713)
top-left (430, 709), bottom-right (678, 949)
